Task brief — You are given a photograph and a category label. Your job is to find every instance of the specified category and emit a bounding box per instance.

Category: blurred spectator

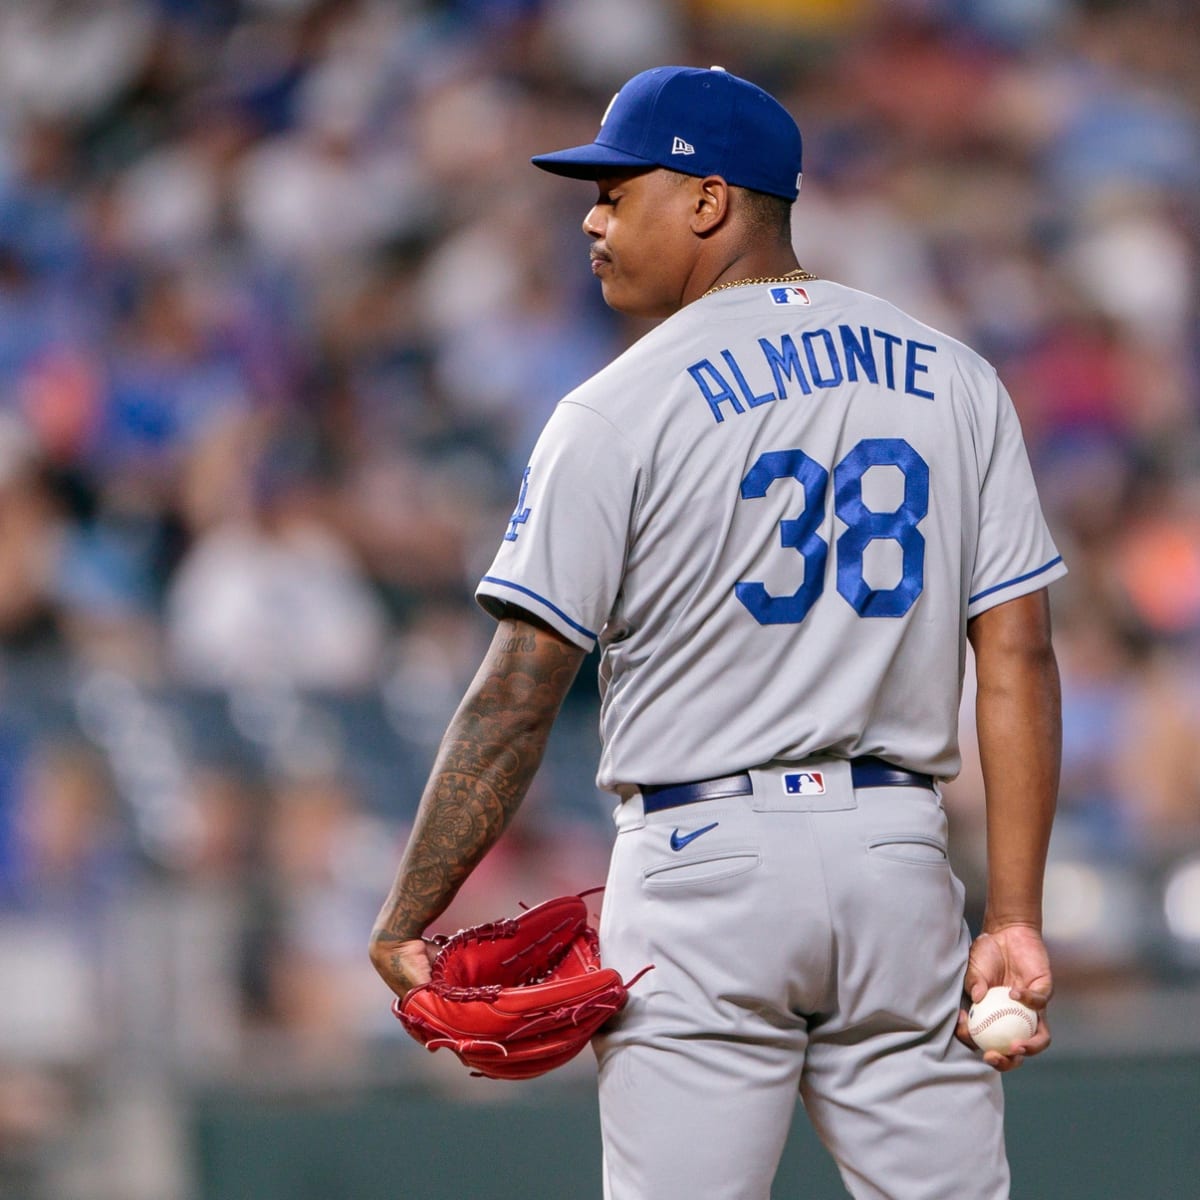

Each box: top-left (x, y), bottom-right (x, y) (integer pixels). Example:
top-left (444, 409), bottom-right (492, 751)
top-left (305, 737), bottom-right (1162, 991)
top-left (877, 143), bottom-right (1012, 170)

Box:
top-left (0, 415), bottom-right (63, 650)
top-left (111, 100), bottom-right (254, 262)
top-left (0, 737), bottom-right (124, 925)
top-left (1112, 648), bottom-right (1200, 855)
top-left (0, 1), bottom-right (155, 125)
top-left (256, 772), bottom-right (391, 1067)
top-left (1112, 475), bottom-right (1200, 642)
top-left (165, 466), bottom-right (389, 690)
top-left (0, 740), bottom-right (124, 1165)
top-left (428, 195), bottom-right (620, 469)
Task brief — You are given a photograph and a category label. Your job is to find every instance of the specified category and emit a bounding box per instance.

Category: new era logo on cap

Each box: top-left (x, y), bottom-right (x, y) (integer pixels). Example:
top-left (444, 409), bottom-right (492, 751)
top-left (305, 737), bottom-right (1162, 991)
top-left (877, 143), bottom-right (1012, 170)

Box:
top-left (671, 136), bottom-right (695, 155)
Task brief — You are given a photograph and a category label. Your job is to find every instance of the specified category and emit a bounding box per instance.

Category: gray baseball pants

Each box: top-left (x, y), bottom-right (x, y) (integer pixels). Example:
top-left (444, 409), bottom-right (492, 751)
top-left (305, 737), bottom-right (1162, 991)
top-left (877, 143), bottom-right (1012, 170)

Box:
top-left (594, 758), bottom-right (1009, 1200)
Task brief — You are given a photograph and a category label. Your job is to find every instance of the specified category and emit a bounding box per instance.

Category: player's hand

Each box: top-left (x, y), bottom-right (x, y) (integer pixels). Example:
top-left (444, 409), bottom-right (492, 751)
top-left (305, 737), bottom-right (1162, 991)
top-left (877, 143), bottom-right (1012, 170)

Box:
top-left (956, 923), bottom-right (1053, 1072)
top-left (369, 934), bottom-right (438, 1001)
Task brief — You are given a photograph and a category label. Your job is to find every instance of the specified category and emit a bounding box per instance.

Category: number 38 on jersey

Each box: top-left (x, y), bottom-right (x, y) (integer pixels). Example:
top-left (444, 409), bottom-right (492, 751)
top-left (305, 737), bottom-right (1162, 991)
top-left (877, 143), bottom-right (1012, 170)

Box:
top-left (736, 437), bottom-right (928, 625)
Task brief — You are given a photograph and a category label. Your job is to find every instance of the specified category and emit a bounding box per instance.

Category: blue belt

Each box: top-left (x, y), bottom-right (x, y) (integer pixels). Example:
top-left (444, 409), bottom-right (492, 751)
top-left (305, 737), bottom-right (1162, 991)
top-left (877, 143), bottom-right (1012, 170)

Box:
top-left (639, 756), bottom-right (935, 814)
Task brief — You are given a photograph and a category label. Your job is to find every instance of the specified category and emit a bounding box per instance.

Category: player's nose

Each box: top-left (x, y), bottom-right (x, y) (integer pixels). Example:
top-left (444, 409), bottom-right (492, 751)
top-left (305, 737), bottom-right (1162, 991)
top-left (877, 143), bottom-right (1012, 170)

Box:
top-left (582, 204), bottom-right (605, 238)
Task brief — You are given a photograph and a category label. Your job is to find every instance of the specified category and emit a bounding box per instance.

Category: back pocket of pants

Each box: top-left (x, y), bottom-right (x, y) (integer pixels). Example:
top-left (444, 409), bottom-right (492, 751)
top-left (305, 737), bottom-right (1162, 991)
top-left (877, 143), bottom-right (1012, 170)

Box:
top-left (867, 834), bottom-right (948, 865)
top-left (644, 850), bottom-right (761, 889)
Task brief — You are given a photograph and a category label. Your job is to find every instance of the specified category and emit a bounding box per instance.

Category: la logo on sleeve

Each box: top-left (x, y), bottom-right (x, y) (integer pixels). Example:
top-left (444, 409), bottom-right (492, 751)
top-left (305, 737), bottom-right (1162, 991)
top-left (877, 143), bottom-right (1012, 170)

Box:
top-left (505, 466), bottom-right (532, 542)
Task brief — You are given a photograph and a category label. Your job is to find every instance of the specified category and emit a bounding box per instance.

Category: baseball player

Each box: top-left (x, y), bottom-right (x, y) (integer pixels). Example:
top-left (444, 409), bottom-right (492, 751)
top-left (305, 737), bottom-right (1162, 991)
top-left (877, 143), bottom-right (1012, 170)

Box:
top-left (371, 65), bottom-right (1065, 1199)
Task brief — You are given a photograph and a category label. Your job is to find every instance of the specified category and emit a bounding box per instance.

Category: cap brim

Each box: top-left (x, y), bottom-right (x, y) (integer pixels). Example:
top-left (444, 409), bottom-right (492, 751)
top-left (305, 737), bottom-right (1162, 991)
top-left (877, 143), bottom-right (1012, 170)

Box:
top-left (531, 142), bottom-right (657, 180)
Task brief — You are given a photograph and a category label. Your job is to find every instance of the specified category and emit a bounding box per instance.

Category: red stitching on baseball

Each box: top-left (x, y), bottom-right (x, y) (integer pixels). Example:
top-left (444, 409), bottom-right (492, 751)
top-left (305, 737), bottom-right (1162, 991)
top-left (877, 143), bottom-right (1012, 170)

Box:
top-left (971, 1005), bottom-right (1035, 1034)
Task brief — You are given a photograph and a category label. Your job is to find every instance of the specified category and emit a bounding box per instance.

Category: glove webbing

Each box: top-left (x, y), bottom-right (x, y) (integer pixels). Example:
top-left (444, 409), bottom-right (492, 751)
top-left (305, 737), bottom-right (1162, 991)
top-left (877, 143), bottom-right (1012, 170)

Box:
top-left (431, 913), bottom-right (584, 1002)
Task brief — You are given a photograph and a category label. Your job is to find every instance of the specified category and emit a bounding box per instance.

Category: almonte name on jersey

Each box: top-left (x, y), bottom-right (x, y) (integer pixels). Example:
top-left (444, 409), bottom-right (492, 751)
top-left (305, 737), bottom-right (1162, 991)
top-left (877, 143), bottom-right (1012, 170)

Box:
top-left (688, 324), bottom-right (938, 424)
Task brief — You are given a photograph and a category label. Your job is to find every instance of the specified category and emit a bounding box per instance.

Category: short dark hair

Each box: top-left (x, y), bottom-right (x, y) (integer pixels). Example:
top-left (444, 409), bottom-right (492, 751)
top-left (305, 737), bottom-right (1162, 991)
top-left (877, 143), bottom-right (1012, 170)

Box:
top-left (666, 171), bottom-right (793, 240)
top-left (738, 187), bottom-right (793, 241)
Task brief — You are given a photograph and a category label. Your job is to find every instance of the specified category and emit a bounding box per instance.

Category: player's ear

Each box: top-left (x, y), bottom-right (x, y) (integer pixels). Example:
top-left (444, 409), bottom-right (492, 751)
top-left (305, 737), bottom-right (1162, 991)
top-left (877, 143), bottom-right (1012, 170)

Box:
top-left (690, 176), bottom-right (730, 234)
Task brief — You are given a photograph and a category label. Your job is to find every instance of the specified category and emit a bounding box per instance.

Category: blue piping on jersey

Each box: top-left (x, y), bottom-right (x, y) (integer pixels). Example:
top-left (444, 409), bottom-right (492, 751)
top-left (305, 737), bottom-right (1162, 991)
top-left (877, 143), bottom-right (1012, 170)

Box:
top-left (479, 576), bottom-right (597, 640)
top-left (969, 556), bottom-right (1063, 605)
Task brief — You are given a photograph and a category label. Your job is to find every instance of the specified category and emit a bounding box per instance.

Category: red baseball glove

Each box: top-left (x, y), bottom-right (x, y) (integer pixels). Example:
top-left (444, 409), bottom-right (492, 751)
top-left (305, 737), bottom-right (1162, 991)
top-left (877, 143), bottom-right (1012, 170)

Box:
top-left (394, 893), bottom-right (648, 1080)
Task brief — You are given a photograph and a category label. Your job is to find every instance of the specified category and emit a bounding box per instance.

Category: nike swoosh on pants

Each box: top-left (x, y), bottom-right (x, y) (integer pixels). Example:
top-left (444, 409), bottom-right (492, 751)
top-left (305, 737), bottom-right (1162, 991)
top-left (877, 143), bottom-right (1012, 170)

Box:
top-left (669, 822), bottom-right (719, 851)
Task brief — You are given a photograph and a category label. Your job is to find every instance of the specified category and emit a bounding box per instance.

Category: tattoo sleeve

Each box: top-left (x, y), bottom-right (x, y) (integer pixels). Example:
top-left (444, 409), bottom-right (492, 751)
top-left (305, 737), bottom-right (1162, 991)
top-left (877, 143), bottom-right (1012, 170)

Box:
top-left (371, 616), bottom-right (587, 946)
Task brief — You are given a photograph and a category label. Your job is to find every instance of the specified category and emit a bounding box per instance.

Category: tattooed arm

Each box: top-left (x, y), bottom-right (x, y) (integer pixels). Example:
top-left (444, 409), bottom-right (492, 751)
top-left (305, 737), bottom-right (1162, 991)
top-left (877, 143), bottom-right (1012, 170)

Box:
top-left (369, 613), bottom-right (587, 999)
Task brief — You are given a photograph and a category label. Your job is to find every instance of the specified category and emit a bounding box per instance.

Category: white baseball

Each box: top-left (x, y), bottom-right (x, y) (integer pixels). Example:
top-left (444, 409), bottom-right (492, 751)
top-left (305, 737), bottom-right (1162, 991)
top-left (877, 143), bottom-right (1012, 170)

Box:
top-left (967, 987), bottom-right (1038, 1054)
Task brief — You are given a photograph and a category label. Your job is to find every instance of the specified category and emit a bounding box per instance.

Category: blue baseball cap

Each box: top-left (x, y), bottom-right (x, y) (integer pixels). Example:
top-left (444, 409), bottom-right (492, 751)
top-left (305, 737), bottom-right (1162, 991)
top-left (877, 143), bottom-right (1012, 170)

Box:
top-left (531, 65), bottom-right (803, 201)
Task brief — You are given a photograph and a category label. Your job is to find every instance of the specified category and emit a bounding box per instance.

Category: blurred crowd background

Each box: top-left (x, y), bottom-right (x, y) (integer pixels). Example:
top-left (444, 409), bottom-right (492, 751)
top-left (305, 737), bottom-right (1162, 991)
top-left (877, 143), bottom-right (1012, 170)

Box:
top-left (0, 0), bottom-right (1197, 1196)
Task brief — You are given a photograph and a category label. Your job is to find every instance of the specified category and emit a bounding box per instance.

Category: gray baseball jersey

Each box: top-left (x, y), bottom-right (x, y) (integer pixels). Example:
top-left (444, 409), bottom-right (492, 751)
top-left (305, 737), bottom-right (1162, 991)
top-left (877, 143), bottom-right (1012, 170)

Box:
top-left (476, 279), bottom-right (1065, 792)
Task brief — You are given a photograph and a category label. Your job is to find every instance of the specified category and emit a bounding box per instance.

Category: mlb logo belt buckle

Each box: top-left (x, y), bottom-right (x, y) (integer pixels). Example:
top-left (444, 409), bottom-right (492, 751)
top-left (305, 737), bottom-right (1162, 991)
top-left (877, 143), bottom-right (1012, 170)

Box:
top-left (783, 771), bottom-right (826, 795)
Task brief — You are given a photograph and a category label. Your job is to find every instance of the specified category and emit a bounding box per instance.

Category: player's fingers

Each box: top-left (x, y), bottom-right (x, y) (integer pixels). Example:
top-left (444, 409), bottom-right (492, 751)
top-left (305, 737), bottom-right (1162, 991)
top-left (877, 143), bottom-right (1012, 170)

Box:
top-left (1016, 1012), bottom-right (1052, 1058)
top-left (962, 974), bottom-right (987, 1006)
top-left (982, 1049), bottom-right (1026, 1073)
top-left (397, 940), bottom-right (436, 988)
top-left (369, 935), bottom-right (435, 999)
top-left (1010, 982), bottom-right (1052, 1010)
top-left (981, 1011), bottom-right (1051, 1070)
top-left (962, 932), bottom-right (1004, 1003)
top-left (961, 966), bottom-right (993, 1006)
top-left (954, 1006), bottom-right (976, 1050)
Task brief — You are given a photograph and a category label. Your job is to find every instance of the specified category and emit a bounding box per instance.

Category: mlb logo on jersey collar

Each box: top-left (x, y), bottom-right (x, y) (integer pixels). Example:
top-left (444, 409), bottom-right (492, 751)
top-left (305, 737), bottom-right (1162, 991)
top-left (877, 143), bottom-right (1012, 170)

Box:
top-left (784, 771), bottom-right (825, 795)
top-left (770, 286), bottom-right (811, 306)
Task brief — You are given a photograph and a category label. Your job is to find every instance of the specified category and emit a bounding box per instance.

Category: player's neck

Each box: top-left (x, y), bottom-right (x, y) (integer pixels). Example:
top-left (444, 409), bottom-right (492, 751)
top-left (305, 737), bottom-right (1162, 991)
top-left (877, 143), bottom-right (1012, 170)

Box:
top-left (688, 247), bottom-right (801, 305)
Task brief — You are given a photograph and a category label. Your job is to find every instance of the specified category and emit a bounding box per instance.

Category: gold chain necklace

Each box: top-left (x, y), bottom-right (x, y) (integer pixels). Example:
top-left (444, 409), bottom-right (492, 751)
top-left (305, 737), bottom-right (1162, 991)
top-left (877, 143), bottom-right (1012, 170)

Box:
top-left (702, 267), bottom-right (818, 299)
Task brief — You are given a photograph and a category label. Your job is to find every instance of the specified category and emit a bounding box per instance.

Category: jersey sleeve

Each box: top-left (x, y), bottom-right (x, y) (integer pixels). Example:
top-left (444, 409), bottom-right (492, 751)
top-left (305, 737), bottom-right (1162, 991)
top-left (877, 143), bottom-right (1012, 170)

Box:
top-left (967, 376), bottom-right (1067, 618)
top-left (476, 400), bottom-right (641, 650)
